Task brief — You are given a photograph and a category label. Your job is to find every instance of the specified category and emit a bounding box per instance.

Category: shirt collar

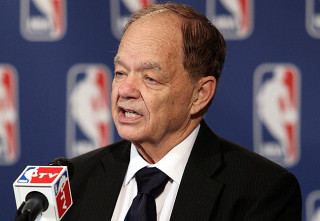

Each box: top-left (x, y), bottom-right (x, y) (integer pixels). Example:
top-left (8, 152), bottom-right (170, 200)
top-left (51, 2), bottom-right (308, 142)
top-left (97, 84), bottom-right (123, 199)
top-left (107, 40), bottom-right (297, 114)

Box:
top-left (124, 124), bottom-right (200, 186)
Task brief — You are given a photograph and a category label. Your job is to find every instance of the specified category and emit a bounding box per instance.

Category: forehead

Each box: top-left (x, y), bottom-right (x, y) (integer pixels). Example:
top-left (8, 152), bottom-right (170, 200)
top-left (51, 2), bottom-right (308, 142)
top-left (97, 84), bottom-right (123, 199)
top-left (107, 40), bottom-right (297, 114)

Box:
top-left (116, 13), bottom-right (183, 63)
top-left (125, 11), bottom-right (182, 38)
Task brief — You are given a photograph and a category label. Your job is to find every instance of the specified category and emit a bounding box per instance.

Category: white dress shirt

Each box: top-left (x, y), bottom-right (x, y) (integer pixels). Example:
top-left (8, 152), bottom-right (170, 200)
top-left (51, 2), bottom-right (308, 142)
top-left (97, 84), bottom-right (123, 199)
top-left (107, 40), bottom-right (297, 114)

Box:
top-left (111, 124), bottom-right (200, 221)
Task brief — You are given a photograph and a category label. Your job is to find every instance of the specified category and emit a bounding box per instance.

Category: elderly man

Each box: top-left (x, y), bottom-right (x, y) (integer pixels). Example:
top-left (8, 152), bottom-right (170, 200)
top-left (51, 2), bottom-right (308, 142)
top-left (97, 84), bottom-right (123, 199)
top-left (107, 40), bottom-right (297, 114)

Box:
top-left (62, 3), bottom-right (301, 221)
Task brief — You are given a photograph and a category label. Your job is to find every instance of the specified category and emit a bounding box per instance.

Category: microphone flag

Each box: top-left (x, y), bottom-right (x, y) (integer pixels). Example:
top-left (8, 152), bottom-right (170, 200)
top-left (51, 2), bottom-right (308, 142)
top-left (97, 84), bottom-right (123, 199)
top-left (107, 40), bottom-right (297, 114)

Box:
top-left (13, 166), bottom-right (72, 220)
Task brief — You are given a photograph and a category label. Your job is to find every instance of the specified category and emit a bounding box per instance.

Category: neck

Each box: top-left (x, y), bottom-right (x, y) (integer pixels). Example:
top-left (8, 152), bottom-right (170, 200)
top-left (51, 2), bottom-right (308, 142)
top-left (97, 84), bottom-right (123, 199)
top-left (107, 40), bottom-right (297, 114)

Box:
top-left (133, 119), bottom-right (201, 164)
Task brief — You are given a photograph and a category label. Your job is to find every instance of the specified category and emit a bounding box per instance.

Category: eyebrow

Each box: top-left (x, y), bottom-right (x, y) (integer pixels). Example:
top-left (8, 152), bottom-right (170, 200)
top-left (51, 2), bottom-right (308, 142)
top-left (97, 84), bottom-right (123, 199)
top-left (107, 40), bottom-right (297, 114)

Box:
top-left (114, 56), bottom-right (162, 73)
top-left (114, 56), bottom-right (127, 69)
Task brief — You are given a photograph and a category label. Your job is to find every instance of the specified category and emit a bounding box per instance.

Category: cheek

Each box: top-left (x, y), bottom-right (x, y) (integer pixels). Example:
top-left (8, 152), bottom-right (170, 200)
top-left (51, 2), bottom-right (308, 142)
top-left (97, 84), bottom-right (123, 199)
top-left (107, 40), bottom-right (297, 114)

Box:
top-left (170, 87), bottom-right (194, 114)
top-left (111, 81), bottom-right (119, 100)
top-left (111, 80), bottom-right (117, 95)
top-left (111, 92), bottom-right (116, 108)
top-left (171, 86), bottom-right (188, 104)
top-left (144, 92), bottom-right (170, 118)
top-left (111, 87), bottom-right (119, 113)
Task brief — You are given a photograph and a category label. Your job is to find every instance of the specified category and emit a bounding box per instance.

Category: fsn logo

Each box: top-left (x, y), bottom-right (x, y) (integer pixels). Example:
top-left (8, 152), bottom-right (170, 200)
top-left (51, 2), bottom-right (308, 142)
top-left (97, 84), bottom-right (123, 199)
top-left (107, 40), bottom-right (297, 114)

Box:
top-left (110, 0), bottom-right (155, 40)
top-left (206, 0), bottom-right (253, 40)
top-left (306, 0), bottom-right (320, 38)
top-left (66, 64), bottom-right (113, 158)
top-left (20, 0), bottom-right (67, 41)
top-left (306, 190), bottom-right (320, 221)
top-left (253, 63), bottom-right (301, 167)
top-left (0, 64), bottom-right (19, 165)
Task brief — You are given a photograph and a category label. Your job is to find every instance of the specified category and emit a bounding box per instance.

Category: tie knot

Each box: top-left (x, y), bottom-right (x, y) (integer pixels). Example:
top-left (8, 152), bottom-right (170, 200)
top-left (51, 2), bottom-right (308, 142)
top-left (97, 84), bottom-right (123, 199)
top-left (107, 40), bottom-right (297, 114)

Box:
top-left (135, 167), bottom-right (169, 198)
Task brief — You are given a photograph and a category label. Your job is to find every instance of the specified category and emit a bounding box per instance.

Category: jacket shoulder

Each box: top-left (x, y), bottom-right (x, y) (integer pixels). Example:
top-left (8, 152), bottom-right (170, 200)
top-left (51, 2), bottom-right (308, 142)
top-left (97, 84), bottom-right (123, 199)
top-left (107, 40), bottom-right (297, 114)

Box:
top-left (217, 136), bottom-right (288, 175)
top-left (68, 140), bottom-right (130, 188)
top-left (70, 140), bottom-right (129, 165)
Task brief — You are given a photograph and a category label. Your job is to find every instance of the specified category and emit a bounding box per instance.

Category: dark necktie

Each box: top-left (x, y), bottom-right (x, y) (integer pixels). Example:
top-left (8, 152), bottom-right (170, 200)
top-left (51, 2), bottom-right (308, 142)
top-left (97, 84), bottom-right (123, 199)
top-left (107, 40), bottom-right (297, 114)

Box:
top-left (124, 167), bottom-right (169, 221)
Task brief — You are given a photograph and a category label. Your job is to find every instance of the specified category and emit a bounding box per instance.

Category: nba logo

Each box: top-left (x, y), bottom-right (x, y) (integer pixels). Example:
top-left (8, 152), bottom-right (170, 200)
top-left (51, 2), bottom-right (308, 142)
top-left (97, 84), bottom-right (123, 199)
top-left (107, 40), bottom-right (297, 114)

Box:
top-left (17, 167), bottom-right (38, 183)
top-left (55, 171), bottom-right (72, 218)
top-left (206, 0), bottom-right (253, 40)
top-left (0, 64), bottom-right (19, 165)
top-left (110, 0), bottom-right (155, 40)
top-left (66, 64), bottom-right (113, 158)
top-left (306, 0), bottom-right (320, 38)
top-left (306, 190), bottom-right (320, 221)
top-left (20, 0), bottom-right (67, 41)
top-left (253, 63), bottom-right (300, 167)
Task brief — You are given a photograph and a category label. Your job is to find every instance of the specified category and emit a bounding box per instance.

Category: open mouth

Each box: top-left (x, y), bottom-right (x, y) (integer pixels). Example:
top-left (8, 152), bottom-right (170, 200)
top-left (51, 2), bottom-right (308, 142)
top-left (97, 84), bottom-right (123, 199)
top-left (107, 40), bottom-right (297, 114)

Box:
top-left (119, 107), bottom-right (141, 118)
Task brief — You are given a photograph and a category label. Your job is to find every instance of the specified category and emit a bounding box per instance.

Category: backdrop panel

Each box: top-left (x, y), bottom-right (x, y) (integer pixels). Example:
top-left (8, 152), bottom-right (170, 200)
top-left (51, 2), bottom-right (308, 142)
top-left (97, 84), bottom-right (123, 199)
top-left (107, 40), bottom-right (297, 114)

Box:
top-left (0, 0), bottom-right (319, 220)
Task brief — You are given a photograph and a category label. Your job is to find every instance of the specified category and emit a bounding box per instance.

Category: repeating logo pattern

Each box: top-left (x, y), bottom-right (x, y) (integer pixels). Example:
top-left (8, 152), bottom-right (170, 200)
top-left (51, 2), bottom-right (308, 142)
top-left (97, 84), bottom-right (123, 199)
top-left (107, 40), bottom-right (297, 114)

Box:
top-left (0, 65), bottom-right (19, 165)
top-left (306, 0), bottom-right (320, 38)
top-left (206, 0), bottom-right (253, 40)
top-left (253, 63), bottom-right (300, 167)
top-left (20, 0), bottom-right (67, 41)
top-left (306, 190), bottom-right (320, 221)
top-left (110, 0), bottom-right (155, 40)
top-left (66, 64), bottom-right (113, 158)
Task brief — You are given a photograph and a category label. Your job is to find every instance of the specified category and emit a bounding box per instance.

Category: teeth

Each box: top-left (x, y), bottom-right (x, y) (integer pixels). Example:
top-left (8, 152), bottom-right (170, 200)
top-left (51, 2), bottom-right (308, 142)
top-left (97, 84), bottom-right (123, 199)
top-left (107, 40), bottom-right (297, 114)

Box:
top-left (124, 111), bottom-right (138, 117)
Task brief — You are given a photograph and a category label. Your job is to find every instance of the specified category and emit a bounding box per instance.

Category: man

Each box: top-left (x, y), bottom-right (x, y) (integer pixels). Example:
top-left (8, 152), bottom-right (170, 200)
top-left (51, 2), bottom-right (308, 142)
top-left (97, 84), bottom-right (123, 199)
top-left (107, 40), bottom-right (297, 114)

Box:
top-left (62, 3), bottom-right (302, 221)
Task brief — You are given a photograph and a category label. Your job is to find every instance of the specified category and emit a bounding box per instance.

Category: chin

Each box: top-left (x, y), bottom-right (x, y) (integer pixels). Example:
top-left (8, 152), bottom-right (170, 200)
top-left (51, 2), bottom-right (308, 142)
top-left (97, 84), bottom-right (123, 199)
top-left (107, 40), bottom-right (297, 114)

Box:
top-left (117, 127), bottom-right (141, 141)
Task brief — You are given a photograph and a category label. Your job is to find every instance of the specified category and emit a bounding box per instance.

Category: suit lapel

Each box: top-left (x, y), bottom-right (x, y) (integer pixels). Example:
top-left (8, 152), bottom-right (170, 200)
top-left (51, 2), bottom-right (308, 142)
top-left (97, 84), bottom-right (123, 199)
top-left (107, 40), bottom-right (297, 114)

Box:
top-left (77, 141), bottom-right (131, 220)
top-left (170, 121), bottom-right (224, 221)
top-left (100, 141), bottom-right (131, 220)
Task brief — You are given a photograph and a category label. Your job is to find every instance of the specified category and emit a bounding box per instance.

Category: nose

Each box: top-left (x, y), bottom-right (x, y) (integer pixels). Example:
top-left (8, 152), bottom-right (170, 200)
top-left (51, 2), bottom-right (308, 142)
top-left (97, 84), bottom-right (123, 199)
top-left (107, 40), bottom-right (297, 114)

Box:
top-left (118, 75), bottom-right (140, 99)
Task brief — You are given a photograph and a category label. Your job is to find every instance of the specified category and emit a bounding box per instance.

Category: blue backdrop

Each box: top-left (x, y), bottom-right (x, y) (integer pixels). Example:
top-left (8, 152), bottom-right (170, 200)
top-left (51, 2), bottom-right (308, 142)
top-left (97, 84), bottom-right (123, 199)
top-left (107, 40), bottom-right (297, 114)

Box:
top-left (0, 0), bottom-right (319, 220)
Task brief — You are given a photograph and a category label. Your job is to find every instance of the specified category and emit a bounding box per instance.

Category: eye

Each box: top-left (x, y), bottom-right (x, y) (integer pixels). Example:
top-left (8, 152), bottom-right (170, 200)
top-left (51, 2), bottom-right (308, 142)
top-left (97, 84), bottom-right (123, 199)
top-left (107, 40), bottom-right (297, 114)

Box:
top-left (146, 76), bottom-right (157, 83)
top-left (114, 71), bottom-right (126, 78)
top-left (144, 76), bottom-right (161, 86)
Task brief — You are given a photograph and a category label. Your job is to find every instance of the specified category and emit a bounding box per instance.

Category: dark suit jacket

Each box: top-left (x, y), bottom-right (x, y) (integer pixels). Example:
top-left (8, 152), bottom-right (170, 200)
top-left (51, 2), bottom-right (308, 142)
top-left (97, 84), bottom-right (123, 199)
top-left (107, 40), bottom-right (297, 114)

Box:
top-left (62, 121), bottom-right (302, 221)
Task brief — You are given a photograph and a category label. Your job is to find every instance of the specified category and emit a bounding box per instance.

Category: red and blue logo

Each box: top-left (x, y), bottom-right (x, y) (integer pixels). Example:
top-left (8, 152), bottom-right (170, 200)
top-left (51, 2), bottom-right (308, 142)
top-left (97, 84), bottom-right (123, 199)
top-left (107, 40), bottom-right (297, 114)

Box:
top-left (306, 190), bottom-right (320, 221)
top-left (306, 0), bottom-right (320, 38)
top-left (20, 0), bottom-right (67, 41)
top-left (206, 0), bottom-right (253, 40)
top-left (66, 64), bottom-right (113, 158)
top-left (54, 171), bottom-right (72, 218)
top-left (17, 166), bottom-right (63, 184)
top-left (0, 64), bottom-right (19, 165)
top-left (253, 63), bottom-right (300, 167)
top-left (110, 0), bottom-right (154, 40)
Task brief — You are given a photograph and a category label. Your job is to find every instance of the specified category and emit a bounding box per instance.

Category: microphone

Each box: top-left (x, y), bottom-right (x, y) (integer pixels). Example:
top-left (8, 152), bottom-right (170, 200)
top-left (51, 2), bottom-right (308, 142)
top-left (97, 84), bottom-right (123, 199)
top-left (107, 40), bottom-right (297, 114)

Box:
top-left (13, 158), bottom-right (73, 221)
top-left (48, 157), bottom-right (74, 179)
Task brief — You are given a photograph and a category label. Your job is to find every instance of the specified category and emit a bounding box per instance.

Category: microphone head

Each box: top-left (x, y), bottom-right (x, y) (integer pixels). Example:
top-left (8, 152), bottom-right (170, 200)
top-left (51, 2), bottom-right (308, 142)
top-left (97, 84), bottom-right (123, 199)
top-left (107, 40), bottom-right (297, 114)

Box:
top-left (48, 157), bottom-right (74, 179)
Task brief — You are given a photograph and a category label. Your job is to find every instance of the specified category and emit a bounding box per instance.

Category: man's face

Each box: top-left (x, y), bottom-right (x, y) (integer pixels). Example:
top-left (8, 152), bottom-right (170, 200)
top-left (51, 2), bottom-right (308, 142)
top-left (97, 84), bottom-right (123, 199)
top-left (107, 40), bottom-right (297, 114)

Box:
top-left (112, 13), bottom-right (196, 147)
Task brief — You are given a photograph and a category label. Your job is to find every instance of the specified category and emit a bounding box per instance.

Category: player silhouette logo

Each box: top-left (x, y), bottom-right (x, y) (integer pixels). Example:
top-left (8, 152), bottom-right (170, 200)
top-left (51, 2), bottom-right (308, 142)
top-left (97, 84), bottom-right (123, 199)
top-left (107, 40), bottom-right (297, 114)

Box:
top-left (66, 64), bottom-right (113, 158)
top-left (254, 63), bottom-right (300, 167)
top-left (110, 0), bottom-right (154, 39)
top-left (206, 0), bottom-right (253, 39)
top-left (0, 65), bottom-right (19, 165)
top-left (20, 0), bottom-right (66, 41)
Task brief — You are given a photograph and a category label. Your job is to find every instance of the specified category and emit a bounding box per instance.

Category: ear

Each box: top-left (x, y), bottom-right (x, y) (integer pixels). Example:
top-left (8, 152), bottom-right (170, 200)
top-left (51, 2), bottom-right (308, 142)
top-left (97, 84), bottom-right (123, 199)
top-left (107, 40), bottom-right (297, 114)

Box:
top-left (190, 76), bottom-right (216, 116)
